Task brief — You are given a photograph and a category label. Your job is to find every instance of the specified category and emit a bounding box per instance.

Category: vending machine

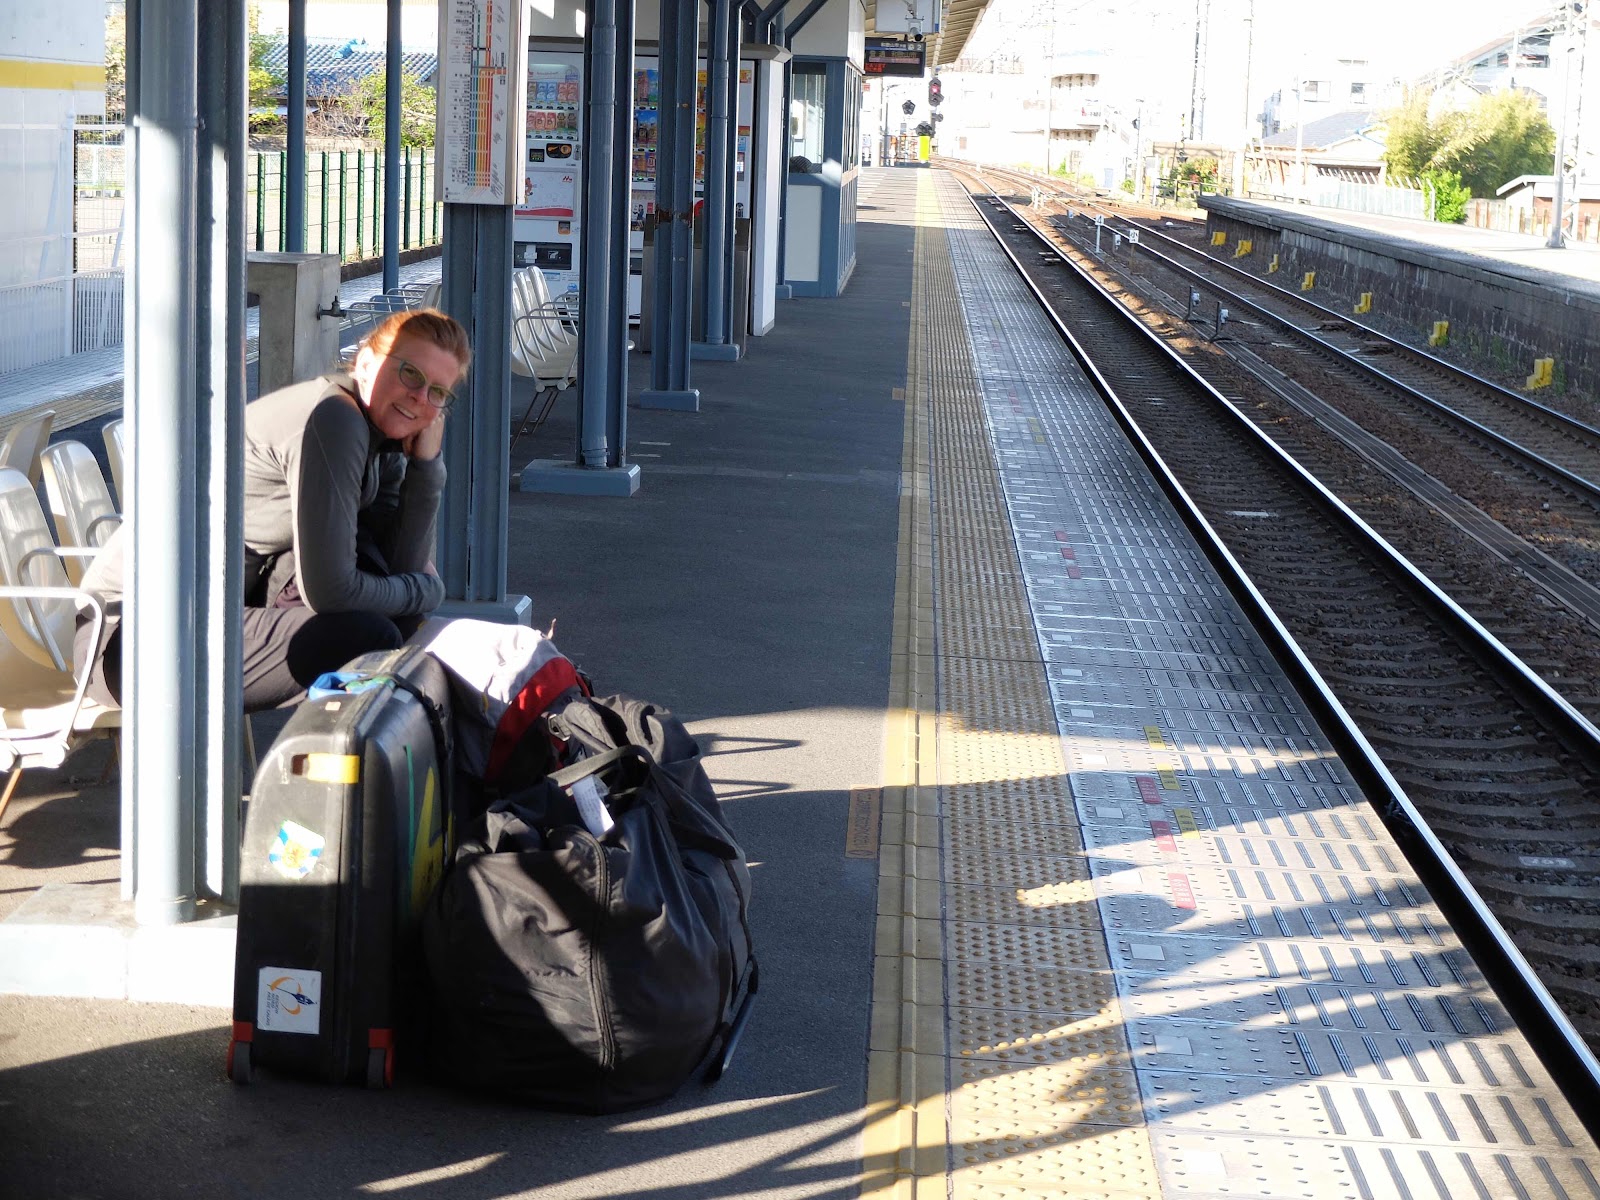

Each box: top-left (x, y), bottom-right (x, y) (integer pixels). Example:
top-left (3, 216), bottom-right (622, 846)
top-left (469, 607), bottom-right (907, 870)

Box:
top-left (629, 59), bottom-right (754, 321)
top-left (515, 49), bottom-right (585, 302)
top-left (516, 44), bottom-right (755, 321)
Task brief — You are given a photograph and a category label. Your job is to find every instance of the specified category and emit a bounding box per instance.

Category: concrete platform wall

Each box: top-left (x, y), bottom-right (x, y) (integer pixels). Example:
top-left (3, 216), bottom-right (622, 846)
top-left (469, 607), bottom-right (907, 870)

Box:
top-left (1202, 197), bottom-right (1600, 398)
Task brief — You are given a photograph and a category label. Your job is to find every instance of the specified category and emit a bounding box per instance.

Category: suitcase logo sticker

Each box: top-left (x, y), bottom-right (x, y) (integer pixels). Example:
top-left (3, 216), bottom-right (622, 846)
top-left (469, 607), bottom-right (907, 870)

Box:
top-left (258, 968), bottom-right (322, 1034)
top-left (269, 820), bottom-right (325, 880)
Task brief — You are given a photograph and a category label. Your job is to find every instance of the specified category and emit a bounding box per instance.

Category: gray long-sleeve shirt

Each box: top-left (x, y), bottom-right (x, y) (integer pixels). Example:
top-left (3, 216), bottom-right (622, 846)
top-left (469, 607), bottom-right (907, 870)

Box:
top-left (83, 372), bottom-right (446, 619)
top-left (243, 372), bottom-right (445, 616)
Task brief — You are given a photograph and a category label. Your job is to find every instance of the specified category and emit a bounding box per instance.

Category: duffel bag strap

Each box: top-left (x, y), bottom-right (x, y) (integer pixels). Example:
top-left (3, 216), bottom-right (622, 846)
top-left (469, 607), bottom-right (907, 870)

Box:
top-left (546, 743), bottom-right (647, 789)
top-left (547, 746), bottom-right (744, 861)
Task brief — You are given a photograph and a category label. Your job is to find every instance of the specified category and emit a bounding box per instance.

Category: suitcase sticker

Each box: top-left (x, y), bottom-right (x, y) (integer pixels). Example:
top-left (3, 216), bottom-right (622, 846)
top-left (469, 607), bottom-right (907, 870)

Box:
top-left (268, 820), bottom-right (325, 880)
top-left (258, 968), bottom-right (322, 1035)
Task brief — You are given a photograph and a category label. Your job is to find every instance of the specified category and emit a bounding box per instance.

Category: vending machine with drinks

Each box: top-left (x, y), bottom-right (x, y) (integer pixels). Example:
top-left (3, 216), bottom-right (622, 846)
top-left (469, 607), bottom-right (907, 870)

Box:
top-left (515, 50), bottom-right (584, 302)
top-left (515, 44), bottom-right (755, 322)
top-left (627, 58), bottom-right (753, 321)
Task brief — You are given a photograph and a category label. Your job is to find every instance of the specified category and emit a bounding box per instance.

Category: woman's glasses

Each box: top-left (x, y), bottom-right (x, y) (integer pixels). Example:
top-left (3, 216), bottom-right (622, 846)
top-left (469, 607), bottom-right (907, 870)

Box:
top-left (393, 358), bottom-right (456, 410)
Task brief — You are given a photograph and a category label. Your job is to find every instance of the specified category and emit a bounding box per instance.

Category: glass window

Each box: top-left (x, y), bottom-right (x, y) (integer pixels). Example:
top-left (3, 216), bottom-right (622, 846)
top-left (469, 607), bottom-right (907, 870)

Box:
top-left (843, 68), bottom-right (861, 169)
top-left (790, 62), bottom-right (828, 171)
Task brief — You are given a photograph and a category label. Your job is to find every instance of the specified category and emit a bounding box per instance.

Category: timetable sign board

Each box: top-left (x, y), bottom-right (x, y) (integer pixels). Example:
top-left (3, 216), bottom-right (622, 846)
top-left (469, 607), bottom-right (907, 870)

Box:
top-left (436, 0), bottom-right (529, 205)
top-left (864, 37), bottom-right (926, 77)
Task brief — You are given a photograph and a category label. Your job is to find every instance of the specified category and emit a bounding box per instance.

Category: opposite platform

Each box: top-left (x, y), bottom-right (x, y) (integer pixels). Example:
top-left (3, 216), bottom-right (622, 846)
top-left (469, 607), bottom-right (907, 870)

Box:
top-left (1200, 193), bottom-right (1600, 402)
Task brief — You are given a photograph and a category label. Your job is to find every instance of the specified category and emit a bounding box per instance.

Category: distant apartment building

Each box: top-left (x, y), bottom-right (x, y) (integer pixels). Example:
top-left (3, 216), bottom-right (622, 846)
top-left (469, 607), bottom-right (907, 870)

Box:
top-left (1257, 59), bottom-right (1398, 142)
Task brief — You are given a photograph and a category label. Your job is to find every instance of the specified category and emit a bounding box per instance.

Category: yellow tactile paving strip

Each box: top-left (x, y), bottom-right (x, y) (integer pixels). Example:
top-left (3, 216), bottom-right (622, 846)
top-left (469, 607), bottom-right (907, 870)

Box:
top-left (863, 173), bottom-right (1162, 1199)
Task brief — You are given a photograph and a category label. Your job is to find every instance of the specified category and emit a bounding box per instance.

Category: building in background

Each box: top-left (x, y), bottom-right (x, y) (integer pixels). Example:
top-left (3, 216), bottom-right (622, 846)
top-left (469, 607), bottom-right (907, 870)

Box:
top-left (0, 0), bottom-right (110, 373)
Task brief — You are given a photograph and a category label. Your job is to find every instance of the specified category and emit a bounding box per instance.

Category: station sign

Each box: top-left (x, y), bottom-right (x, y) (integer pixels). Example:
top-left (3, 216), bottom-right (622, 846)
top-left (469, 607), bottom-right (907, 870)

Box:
top-left (864, 36), bottom-right (926, 77)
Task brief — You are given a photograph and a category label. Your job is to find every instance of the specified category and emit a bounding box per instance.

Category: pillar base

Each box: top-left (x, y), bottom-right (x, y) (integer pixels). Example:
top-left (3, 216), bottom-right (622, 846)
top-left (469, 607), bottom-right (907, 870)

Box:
top-left (519, 461), bottom-right (642, 496)
top-left (637, 388), bottom-right (701, 411)
top-left (0, 881), bottom-right (235, 1006)
top-left (773, 284), bottom-right (793, 300)
top-left (433, 594), bottom-right (534, 626)
top-left (690, 341), bottom-right (742, 362)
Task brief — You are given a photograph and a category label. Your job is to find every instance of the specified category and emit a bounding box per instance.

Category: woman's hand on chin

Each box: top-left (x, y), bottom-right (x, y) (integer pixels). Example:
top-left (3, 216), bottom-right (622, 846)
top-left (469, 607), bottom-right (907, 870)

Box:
top-left (405, 410), bottom-right (447, 461)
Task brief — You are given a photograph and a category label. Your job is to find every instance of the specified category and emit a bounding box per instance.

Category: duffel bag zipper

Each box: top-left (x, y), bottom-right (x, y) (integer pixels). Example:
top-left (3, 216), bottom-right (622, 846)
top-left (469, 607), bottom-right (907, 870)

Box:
top-left (573, 828), bottom-right (617, 1073)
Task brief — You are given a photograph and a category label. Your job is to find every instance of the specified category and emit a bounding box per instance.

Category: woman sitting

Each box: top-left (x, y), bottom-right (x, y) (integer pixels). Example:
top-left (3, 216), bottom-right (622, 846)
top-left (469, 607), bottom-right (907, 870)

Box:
top-left (76, 306), bottom-right (471, 710)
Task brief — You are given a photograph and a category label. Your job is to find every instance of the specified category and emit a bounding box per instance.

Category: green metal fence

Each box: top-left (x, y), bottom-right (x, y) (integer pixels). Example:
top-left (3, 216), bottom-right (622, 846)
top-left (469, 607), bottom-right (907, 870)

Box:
top-left (246, 147), bottom-right (442, 262)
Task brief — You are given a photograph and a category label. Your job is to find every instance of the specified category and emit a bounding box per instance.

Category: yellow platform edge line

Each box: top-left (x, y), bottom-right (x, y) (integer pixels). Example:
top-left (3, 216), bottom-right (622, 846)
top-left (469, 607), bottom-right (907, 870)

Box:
top-left (861, 170), bottom-right (944, 1199)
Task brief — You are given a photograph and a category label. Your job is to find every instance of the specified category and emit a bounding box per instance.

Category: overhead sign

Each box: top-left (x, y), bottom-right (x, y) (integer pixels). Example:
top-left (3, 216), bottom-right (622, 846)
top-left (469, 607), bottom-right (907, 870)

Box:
top-left (864, 37), bottom-right (926, 77)
top-left (436, 0), bottom-right (529, 205)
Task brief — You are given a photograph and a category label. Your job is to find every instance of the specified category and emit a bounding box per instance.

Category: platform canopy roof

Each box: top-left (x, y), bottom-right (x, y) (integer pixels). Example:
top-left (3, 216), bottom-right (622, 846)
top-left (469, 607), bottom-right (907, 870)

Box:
top-left (864, 0), bottom-right (993, 69)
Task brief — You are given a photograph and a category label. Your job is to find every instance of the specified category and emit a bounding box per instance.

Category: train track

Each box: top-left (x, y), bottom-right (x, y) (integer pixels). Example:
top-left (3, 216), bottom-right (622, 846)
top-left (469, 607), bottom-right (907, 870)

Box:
top-left (947, 174), bottom-right (1600, 1121)
top-left (969, 163), bottom-right (1600, 632)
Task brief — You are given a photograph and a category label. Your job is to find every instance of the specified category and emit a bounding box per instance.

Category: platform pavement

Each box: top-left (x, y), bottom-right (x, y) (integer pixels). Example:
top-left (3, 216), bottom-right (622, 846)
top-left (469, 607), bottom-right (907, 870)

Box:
top-left (0, 171), bottom-right (919, 1198)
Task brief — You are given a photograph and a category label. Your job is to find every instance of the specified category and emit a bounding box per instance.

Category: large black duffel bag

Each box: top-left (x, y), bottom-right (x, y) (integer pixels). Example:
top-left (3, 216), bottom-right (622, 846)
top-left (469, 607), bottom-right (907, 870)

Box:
top-left (422, 744), bottom-right (757, 1112)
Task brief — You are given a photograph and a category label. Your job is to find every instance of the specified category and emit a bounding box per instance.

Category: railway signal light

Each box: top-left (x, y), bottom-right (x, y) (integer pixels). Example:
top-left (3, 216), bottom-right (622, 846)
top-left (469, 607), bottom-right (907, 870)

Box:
top-left (928, 76), bottom-right (943, 107)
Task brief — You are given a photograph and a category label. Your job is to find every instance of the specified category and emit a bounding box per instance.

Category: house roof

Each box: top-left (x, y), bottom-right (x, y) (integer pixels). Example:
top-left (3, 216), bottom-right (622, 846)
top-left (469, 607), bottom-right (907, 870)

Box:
top-left (1497, 174), bottom-right (1600, 199)
top-left (1260, 110), bottom-right (1381, 151)
top-left (255, 38), bottom-right (437, 96)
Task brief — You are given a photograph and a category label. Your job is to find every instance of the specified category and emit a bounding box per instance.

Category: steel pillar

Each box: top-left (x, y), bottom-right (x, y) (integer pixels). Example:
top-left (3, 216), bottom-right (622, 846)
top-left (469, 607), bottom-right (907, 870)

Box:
top-left (127, 0), bottom-right (233, 925)
top-left (194, 0), bottom-right (248, 905)
top-left (774, 8), bottom-right (793, 299)
top-left (639, 0), bottom-right (700, 409)
top-left (286, 0), bottom-right (306, 252)
top-left (437, 205), bottom-right (533, 621)
top-left (383, 0), bottom-right (402, 291)
top-left (522, 0), bottom-right (640, 495)
top-left (607, 0), bottom-right (636, 461)
top-left (694, 0), bottom-right (739, 360)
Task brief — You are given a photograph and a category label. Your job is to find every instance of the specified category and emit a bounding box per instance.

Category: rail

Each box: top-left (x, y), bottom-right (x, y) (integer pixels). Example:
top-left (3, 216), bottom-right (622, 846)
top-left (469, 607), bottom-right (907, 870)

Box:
top-left (966, 181), bottom-right (1600, 1143)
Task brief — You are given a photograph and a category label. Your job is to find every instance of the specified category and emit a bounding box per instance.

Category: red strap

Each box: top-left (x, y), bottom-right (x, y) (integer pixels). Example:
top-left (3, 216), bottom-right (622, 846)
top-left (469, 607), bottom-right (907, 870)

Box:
top-left (368, 1028), bottom-right (395, 1049)
top-left (231, 1020), bottom-right (255, 1043)
top-left (485, 660), bottom-right (581, 780)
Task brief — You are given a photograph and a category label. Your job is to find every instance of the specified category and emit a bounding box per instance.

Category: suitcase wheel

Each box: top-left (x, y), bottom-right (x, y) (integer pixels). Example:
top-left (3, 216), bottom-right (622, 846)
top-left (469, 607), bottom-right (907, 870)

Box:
top-left (227, 1039), bottom-right (253, 1085)
top-left (366, 1044), bottom-right (394, 1089)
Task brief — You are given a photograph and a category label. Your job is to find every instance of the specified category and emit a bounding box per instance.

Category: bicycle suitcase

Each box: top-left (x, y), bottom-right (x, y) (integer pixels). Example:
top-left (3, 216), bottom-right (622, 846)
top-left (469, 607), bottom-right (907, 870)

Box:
top-left (227, 644), bottom-right (455, 1087)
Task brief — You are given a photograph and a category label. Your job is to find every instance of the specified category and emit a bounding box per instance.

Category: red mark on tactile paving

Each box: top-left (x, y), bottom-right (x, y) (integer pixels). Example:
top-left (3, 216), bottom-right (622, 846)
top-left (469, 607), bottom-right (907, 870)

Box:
top-left (1054, 531), bottom-right (1070, 541)
top-left (1168, 873), bottom-right (1197, 910)
top-left (1059, 547), bottom-right (1076, 560)
top-left (1067, 566), bottom-right (1082, 579)
top-left (1137, 776), bottom-right (1162, 805)
top-left (1151, 820), bottom-right (1177, 853)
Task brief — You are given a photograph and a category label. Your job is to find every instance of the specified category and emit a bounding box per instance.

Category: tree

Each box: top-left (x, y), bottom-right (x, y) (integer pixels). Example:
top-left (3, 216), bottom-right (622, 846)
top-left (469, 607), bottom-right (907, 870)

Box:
top-left (353, 72), bottom-right (437, 147)
top-left (1162, 155), bottom-right (1222, 201)
top-left (249, 3), bottom-right (286, 132)
top-left (1383, 87), bottom-right (1554, 202)
top-left (104, 5), bottom-right (125, 121)
top-left (1425, 169), bottom-right (1471, 223)
top-left (1437, 90), bottom-right (1555, 197)
top-left (1381, 89), bottom-right (1445, 180)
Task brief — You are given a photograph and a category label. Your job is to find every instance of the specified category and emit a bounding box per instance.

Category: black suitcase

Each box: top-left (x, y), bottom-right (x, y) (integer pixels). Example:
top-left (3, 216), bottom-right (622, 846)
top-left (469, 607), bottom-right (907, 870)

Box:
top-left (227, 645), bottom-right (455, 1087)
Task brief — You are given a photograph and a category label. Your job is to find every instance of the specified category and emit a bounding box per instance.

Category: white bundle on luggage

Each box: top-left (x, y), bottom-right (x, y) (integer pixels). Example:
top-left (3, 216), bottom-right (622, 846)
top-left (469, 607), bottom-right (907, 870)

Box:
top-left (410, 617), bottom-right (583, 779)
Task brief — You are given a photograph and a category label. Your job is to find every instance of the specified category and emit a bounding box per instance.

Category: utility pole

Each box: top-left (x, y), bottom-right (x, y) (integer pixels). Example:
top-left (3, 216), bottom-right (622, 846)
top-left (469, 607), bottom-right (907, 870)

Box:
top-left (1294, 68), bottom-right (1305, 202)
top-left (1131, 98), bottom-right (1144, 201)
top-left (1188, 0), bottom-right (1208, 142)
top-left (1547, 2), bottom-right (1589, 247)
top-left (1044, 0), bottom-right (1056, 175)
top-left (1236, 0), bottom-right (1254, 195)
